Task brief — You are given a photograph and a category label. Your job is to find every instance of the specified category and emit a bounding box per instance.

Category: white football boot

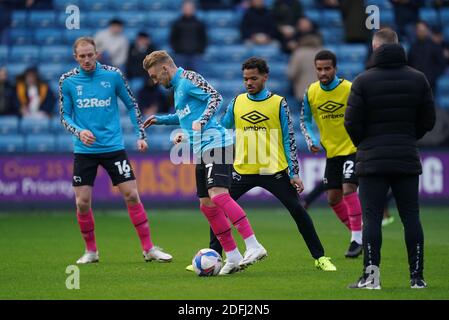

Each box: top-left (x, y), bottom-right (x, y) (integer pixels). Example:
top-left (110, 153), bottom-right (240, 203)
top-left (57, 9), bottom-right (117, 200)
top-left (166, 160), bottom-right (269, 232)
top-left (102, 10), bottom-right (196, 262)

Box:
top-left (239, 245), bottom-right (267, 268)
top-left (143, 246), bottom-right (173, 262)
top-left (76, 251), bottom-right (99, 264)
top-left (218, 260), bottom-right (241, 276)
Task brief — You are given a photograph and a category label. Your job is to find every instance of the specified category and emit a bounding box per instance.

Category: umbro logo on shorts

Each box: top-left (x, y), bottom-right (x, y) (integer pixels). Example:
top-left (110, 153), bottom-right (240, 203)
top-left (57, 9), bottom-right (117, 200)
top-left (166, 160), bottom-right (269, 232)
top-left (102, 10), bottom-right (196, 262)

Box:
top-left (73, 176), bottom-right (82, 183)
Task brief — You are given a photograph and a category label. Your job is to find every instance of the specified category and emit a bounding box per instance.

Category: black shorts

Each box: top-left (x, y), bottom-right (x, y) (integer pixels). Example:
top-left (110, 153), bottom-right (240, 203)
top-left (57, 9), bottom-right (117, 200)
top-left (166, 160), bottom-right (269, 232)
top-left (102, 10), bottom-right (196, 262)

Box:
top-left (323, 153), bottom-right (358, 190)
top-left (229, 169), bottom-right (300, 203)
top-left (196, 146), bottom-right (233, 198)
top-left (72, 150), bottom-right (136, 187)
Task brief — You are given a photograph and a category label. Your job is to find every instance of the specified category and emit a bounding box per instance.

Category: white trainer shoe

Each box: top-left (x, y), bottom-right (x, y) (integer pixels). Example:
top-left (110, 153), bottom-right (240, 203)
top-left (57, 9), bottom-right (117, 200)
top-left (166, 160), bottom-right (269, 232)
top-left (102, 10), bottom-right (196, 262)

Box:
top-left (218, 260), bottom-right (241, 276)
top-left (239, 245), bottom-right (267, 268)
top-left (143, 246), bottom-right (172, 262)
top-left (76, 251), bottom-right (99, 264)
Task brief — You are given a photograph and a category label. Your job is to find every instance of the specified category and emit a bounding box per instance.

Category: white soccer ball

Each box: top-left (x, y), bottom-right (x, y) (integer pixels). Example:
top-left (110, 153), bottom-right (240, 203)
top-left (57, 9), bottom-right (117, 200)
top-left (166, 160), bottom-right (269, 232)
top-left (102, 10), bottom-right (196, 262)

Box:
top-left (192, 248), bottom-right (222, 276)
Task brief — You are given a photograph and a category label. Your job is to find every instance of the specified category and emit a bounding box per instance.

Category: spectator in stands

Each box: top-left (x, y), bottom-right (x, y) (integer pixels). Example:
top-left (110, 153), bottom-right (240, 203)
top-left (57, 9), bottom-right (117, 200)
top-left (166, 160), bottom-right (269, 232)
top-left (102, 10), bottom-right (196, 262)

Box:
top-left (390, 0), bottom-right (424, 42)
top-left (241, 0), bottom-right (277, 45)
top-left (126, 32), bottom-right (156, 81)
top-left (0, 67), bottom-right (17, 116)
top-left (200, 0), bottom-right (237, 9)
top-left (319, 0), bottom-right (340, 8)
top-left (408, 21), bottom-right (446, 91)
top-left (271, 0), bottom-right (304, 52)
top-left (287, 35), bottom-right (323, 101)
top-left (170, 0), bottom-right (207, 72)
top-left (431, 26), bottom-right (449, 67)
top-left (0, 1), bottom-right (12, 44)
top-left (339, 0), bottom-right (370, 43)
top-left (15, 67), bottom-right (55, 119)
top-left (137, 78), bottom-right (170, 117)
top-left (285, 17), bottom-right (321, 52)
top-left (94, 19), bottom-right (129, 69)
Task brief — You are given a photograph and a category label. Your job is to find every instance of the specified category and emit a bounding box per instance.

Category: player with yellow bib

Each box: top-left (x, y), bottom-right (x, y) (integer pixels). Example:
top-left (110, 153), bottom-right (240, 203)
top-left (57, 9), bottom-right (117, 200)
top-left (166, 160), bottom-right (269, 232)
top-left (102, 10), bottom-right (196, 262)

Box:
top-left (300, 50), bottom-right (363, 258)
top-left (206, 57), bottom-right (336, 271)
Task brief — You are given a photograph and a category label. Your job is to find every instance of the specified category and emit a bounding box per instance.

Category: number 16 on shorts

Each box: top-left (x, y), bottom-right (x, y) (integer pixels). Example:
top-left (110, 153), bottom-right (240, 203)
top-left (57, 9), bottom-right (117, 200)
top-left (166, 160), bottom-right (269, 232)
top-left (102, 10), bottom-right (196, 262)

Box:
top-left (115, 160), bottom-right (131, 178)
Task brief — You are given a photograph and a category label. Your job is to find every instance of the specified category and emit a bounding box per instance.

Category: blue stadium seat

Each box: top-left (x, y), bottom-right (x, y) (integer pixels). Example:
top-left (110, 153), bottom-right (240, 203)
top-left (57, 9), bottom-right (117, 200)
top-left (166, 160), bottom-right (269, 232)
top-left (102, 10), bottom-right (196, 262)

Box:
top-left (124, 28), bottom-right (142, 43)
top-left (207, 63), bottom-right (242, 80)
top-left (0, 116), bottom-right (19, 134)
top-left (151, 28), bottom-right (170, 46)
top-left (63, 28), bottom-right (95, 44)
top-left (118, 12), bottom-right (147, 28)
top-left (34, 29), bottom-right (63, 45)
top-left (142, 0), bottom-right (183, 11)
top-left (251, 44), bottom-right (283, 62)
top-left (301, 0), bottom-right (317, 8)
top-left (55, 134), bottom-right (74, 152)
top-left (437, 76), bottom-right (449, 95)
top-left (121, 116), bottom-right (136, 134)
top-left (147, 11), bottom-right (179, 28)
top-left (10, 46), bottom-right (40, 64)
top-left (380, 10), bottom-right (395, 26)
top-left (441, 8), bottom-right (449, 23)
top-left (20, 118), bottom-right (50, 134)
top-left (323, 45), bottom-right (338, 54)
top-left (443, 26), bottom-right (449, 42)
top-left (147, 132), bottom-right (172, 151)
top-left (304, 9), bottom-right (321, 24)
top-left (367, 0), bottom-right (392, 9)
top-left (420, 8), bottom-right (438, 27)
top-left (25, 134), bottom-right (56, 152)
top-left (0, 135), bottom-right (25, 153)
top-left (269, 62), bottom-right (288, 78)
top-left (11, 11), bottom-right (28, 28)
top-left (209, 28), bottom-right (240, 45)
top-left (80, 0), bottom-right (110, 11)
top-left (86, 12), bottom-right (117, 28)
top-left (50, 118), bottom-right (66, 134)
top-left (437, 95), bottom-right (449, 109)
top-left (204, 11), bottom-right (239, 28)
top-left (53, 0), bottom-right (81, 10)
top-left (7, 63), bottom-right (28, 81)
top-left (338, 62), bottom-right (365, 81)
top-left (43, 46), bottom-right (73, 63)
top-left (28, 11), bottom-right (56, 28)
top-left (215, 80), bottom-right (244, 97)
top-left (39, 63), bottom-right (70, 82)
top-left (338, 44), bottom-right (368, 63)
top-left (8, 28), bottom-right (33, 45)
top-left (128, 78), bottom-right (144, 93)
top-left (267, 80), bottom-right (289, 96)
top-left (0, 45), bottom-right (7, 64)
top-left (322, 10), bottom-right (343, 28)
top-left (203, 45), bottom-right (250, 63)
top-left (123, 133), bottom-right (140, 151)
top-left (321, 28), bottom-right (344, 44)
top-left (110, 0), bottom-right (140, 11)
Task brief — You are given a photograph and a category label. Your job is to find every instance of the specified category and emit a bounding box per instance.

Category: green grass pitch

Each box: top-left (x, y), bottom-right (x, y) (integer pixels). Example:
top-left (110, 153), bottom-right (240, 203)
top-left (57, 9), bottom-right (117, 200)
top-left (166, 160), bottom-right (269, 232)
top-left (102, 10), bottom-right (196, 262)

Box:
top-left (0, 207), bottom-right (448, 300)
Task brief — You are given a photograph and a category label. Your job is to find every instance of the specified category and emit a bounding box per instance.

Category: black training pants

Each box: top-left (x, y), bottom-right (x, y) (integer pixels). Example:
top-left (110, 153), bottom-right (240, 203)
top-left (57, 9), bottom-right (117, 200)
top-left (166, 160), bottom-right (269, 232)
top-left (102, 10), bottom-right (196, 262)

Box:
top-left (358, 175), bottom-right (424, 278)
top-left (209, 170), bottom-right (325, 260)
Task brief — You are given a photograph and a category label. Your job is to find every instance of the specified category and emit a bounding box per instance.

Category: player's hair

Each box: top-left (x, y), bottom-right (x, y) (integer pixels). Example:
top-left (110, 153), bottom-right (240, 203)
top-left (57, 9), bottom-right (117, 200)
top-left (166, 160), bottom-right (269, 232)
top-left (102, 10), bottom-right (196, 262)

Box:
top-left (142, 50), bottom-right (175, 71)
top-left (314, 50), bottom-right (337, 67)
top-left (373, 28), bottom-right (399, 45)
top-left (242, 57), bottom-right (270, 74)
top-left (73, 37), bottom-right (96, 54)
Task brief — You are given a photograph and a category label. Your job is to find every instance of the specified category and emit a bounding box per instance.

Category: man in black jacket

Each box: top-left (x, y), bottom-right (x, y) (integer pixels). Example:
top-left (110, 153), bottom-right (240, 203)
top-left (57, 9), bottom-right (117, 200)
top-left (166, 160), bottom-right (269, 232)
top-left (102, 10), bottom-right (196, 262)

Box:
top-left (344, 28), bottom-right (435, 290)
top-left (169, 0), bottom-right (207, 72)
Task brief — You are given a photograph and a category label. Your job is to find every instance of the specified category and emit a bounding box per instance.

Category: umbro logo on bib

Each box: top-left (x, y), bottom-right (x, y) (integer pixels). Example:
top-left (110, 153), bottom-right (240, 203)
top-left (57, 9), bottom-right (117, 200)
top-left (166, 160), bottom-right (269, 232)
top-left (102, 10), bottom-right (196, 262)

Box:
top-left (317, 101), bottom-right (344, 113)
top-left (241, 110), bottom-right (269, 125)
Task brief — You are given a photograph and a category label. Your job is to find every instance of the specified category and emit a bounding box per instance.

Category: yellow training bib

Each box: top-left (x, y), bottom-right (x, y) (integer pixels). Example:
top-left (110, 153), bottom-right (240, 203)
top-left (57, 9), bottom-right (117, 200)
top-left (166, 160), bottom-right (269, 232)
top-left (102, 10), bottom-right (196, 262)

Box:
top-left (233, 93), bottom-right (288, 175)
top-left (306, 79), bottom-right (356, 158)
